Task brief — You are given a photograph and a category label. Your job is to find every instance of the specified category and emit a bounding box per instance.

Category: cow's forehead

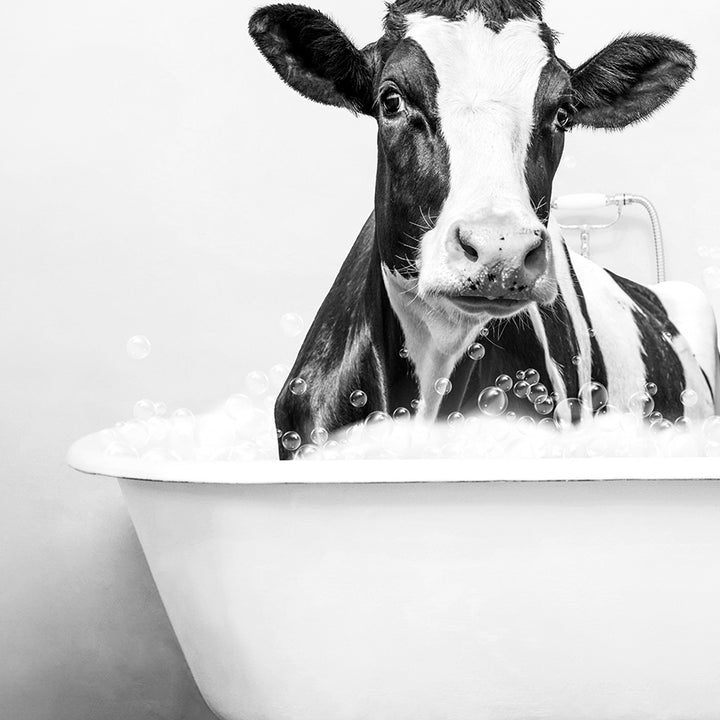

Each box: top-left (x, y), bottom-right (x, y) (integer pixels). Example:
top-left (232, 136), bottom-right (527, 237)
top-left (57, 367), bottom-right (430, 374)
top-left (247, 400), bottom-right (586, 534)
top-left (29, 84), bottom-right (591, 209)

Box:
top-left (403, 11), bottom-right (551, 107)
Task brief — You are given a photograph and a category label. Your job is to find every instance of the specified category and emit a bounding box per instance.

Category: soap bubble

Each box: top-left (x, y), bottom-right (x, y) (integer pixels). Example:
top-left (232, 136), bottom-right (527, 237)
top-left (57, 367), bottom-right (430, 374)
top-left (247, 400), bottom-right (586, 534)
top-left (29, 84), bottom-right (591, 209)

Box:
top-left (513, 381), bottom-right (530, 399)
top-left (480, 328), bottom-right (490, 337)
top-left (539, 418), bottom-right (557, 431)
top-left (393, 407), bottom-right (411, 422)
top-left (702, 266), bottom-right (720, 290)
top-left (350, 390), bottom-right (368, 408)
top-left (516, 371), bottom-right (526, 381)
top-left (478, 387), bottom-right (508, 417)
top-left (365, 411), bottom-right (393, 441)
top-left (154, 401), bottom-right (168, 417)
top-left (588, 328), bottom-right (596, 338)
top-left (171, 408), bottom-right (195, 436)
top-left (645, 382), bottom-right (658, 397)
top-left (399, 346), bottom-right (410, 359)
top-left (517, 416), bottom-right (536, 434)
top-left (525, 369), bottom-right (540, 385)
top-left (245, 371), bottom-right (270, 397)
top-left (572, 355), bottom-right (582, 366)
top-left (554, 398), bottom-right (583, 428)
top-left (411, 399), bottom-right (421, 411)
top-left (280, 313), bottom-right (305, 338)
top-left (681, 389), bottom-right (699, 408)
top-left (534, 396), bottom-right (555, 416)
top-left (649, 411), bottom-right (664, 424)
top-left (650, 419), bottom-right (674, 434)
top-left (435, 378), bottom-right (453, 396)
top-left (321, 441), bottom-right (342, 461)
top-left (495, 375), bottom-right (513, 392)
top-left (468, 343), bottom-right (486, 361)
top-left (117, 420), bottom-right (150, 449)
top-left (447, 411), bottom-right (465, 428)
top-left (127, 335), bottom-right (151, 360)
top-left (282, 431), bottom-right (302, 452)
top-left (579, 381), bottom-right (609, 413)
top-left (675, 416), bottom-right (692, 432)
top-left (506, 412), bottom-right (518, 423)
top-left (628, 391), bottom-right (655, 418)
top-left (133, 399), bottom-right (156, 421)
top-left (289, 377), bottom-right (308, 396)
top-left (310, 427), bottom-right (329, 446)
top-left (269, 364), bottom-right (290, 392)
top-left (295, 444), bottom-right (319, 460)
top-left (225, 394), bottom-right (254, 422)
top-left (528, 383), bottom-right (548, 403)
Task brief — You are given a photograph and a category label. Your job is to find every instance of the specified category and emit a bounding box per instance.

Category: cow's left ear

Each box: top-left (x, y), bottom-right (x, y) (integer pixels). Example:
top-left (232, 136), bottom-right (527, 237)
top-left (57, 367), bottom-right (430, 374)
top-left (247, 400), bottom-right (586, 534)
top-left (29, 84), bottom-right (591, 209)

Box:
top-left (249, 4), bottom-right (377, 115)
top-left (570, 35), bottom-right (696, 130)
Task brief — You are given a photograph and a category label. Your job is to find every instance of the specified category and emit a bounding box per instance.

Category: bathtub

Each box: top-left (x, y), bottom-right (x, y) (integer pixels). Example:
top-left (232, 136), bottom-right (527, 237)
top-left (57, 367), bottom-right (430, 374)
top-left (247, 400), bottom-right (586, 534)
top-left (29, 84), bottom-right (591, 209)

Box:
top-left (68, 431), bottom-right (720, 720)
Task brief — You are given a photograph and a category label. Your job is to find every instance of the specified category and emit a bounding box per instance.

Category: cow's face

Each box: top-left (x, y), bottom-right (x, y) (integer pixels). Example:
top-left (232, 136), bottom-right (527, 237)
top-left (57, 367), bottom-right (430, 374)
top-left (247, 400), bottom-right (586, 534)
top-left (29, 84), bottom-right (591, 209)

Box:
top-left (250, 0), bottom-right (695, 324)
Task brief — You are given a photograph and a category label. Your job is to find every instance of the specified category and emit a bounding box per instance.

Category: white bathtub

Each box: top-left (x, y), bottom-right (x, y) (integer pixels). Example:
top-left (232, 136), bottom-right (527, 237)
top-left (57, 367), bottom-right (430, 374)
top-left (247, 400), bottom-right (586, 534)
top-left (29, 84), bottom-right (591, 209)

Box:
top-left (68, 432), bottom-right (720, 720)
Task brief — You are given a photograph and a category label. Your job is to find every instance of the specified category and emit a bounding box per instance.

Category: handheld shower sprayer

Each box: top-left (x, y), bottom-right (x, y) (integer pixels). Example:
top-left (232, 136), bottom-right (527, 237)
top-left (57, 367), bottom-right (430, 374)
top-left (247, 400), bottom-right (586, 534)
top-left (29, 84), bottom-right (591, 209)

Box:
top-left (551, 193), bottom-right (666, 284)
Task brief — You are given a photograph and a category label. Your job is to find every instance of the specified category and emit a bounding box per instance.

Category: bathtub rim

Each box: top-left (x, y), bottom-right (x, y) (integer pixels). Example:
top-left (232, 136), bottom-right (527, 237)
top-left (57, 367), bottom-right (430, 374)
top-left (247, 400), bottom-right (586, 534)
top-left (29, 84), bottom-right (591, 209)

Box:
top-left (67, 431), bottom-right (720, 485)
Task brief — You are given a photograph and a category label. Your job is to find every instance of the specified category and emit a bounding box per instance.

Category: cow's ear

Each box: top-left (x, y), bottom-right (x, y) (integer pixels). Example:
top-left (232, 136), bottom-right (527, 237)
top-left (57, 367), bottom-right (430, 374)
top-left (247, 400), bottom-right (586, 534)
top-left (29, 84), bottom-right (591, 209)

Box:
top-left (569, 35), bottom-right (696, 130)
top-left (249, 4), bottom-right (377, 115)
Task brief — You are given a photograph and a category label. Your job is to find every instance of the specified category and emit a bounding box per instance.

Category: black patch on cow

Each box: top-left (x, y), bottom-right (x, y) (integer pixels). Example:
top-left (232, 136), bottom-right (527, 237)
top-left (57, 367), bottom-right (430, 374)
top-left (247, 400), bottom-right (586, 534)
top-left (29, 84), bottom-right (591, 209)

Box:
top-left (564, 246), bottom-right (608, 392)
top-left (570, 34), bottom-right (696, 130)
top-left (274, 214), bottom-right (419, 458)
top-left (374, 39), bottom-right (450, 277)
top-left (606, 271), bottom-right (686, 421)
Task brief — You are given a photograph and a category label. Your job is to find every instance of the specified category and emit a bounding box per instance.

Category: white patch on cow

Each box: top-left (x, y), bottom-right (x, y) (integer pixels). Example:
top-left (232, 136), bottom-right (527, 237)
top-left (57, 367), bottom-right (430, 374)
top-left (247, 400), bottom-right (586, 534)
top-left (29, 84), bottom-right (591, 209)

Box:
top-left (527, 303), bottom-right (567, 403)
top-left (651, 281), bottom-right (718, 416)
top-left (546, 220), bottom-right (593, 393)
top-left (382, 264), bottom-right (488, 420)
top-left (404, 11), bottom-right (551, 298)
top-left (566, 246), bottom-right (649, 409)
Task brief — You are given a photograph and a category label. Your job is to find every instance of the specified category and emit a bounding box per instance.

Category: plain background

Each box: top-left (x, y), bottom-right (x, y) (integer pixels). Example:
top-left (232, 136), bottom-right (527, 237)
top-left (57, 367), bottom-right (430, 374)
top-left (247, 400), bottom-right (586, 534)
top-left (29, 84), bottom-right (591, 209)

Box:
top-left (1, 0), bottom-right (719, 718)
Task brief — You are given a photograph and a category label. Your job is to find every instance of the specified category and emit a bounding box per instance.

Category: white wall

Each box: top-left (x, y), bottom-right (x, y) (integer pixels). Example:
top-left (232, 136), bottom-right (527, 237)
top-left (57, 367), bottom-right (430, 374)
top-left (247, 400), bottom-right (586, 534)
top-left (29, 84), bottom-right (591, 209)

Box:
top-left (1, 0), bottom-right (718, 718)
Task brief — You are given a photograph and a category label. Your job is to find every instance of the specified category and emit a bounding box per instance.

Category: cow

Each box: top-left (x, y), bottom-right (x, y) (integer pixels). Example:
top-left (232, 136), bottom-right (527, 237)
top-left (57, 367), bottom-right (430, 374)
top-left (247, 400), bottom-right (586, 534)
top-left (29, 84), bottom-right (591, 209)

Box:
top-left (248, 0), bottom-right (719, 459)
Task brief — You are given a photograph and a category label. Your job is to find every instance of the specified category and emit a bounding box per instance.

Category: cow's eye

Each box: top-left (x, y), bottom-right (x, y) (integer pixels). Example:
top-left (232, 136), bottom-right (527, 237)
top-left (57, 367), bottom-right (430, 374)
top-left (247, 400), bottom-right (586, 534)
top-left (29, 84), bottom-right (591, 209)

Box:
top-left (554, 104), bottom-right (575, 131)
top-left (381, 90), bottom-right (405, 116)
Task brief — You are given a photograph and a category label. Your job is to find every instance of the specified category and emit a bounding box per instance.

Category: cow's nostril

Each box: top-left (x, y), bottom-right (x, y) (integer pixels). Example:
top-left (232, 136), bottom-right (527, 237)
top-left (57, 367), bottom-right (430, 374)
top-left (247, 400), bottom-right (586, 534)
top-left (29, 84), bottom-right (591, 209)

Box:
top-left (455, 226), bottom-right (478, 262)
top-left (523, 242), bottom-right (546, 276)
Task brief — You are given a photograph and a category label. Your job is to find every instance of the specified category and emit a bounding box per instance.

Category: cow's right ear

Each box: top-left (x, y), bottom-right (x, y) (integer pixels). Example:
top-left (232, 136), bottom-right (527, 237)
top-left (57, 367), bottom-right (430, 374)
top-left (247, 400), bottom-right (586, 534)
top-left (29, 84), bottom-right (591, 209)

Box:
top-left (249, 4), bottom-right (377, 115)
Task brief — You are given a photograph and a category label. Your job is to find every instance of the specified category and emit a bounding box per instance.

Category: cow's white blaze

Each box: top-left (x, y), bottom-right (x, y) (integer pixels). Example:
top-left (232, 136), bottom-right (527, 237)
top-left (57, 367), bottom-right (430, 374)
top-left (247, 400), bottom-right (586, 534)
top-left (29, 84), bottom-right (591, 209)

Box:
top-left (405, 11), bottom-right (550, 297)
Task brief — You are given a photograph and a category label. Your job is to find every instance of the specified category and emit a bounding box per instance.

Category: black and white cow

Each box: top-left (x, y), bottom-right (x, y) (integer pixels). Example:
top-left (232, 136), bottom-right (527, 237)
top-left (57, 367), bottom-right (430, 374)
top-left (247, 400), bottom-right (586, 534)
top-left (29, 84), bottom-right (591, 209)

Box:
top-left (249, 0), bottom-right (719, 459)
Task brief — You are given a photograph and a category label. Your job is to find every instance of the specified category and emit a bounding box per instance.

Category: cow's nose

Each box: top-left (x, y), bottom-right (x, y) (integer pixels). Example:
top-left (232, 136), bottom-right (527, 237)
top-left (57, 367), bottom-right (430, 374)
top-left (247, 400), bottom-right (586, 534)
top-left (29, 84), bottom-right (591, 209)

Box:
top-left (450, 219), bottom-right (551, 296)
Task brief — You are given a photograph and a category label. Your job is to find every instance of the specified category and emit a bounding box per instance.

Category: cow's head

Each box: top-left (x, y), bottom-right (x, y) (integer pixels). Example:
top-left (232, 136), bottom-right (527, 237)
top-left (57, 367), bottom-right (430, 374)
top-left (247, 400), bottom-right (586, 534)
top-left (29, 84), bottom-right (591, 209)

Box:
top-left (250, 1), bottom-right (695, 332)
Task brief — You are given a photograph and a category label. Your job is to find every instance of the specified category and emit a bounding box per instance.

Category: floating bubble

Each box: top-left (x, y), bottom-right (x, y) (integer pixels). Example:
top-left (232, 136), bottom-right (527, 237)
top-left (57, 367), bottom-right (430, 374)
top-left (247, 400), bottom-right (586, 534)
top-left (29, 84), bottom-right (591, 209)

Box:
top-left (321, 440), bottom-right (342, 461)
top-left (365, 411), bottom-right (394, 441)
top-left (468, 343), bottom-right (486, 361)
top-left (554, 398), bottom-right (583, 428)
top-left (588, 328), bottom-right (596, 338)
top-left (516, 371), bottom-right (526, 381)
top-left (517, 416), bottom-right (536, 434)
top-left (245, 371), bottom-right (270, 397)
top-left (663, 331), bottom-right (673, 343)
top-left (681, 389), bottom-right (699, 408)
top-left (447, 411), bottom-right (465, 427)
top-left (280, 313), bottom-right (305, 338)
top-left (226, 394), bottom-right (254, 422)
top-left (127, 335), bottom-right (151, 360)
top-left (506, 412), bottom-right (518, 423)
top-left (310, 427), bottom-right (329, 446)
top-left (154, 401), bottom-right (168, 417)
top-left (478, 387), bottom-right (508, 417)
top-left (572, 355), bottom-right (582, 366)
top-left (628, 391), bottom-right (655, 418)
top-left (105, 441), bottom-right (138, 458)
top-left (495, 375), bottom-right (513, 392)
top-left (513, 381), bottom-right (530, 399)
top-left (269, 364), bottom-right (290, 392)
top-left (289, 377), bottom-right (308, 396)
top-left (551, 392), bottom-right (560, 402)
top-left (579, 381), bottom-right (609, 413)
top-left (538, 417), bottom-right (557, 431)
top-left (350, 390), bottom-right (368, 408)
top-left (393, 407), bottom-right (411, 422)
top-left (525, 369), bottom-right (540, 386)
top-left (480, 328), bottom-right (490, 338)
top-left (528, 383), bottom-right (548, 403)
top-left (675, 416), bottom-right (692, 432)
top-left (649, 411), bottom-right (664, 424)
top-left (645, 382), bottom-right (658, 397)
top-left (171, 409), bottom-right (195, 436)
top-left (282, 431), bottom-right (302, 452)
top-left (702, 266), bottom-right (720, 290)
top-left (399, 346), bottom-right (410, 359)
top-left (435, 378), bottom-right (453, 396)
top-left (133, 399), bottom-right (156, 421)
top-left (295, 444), bottom-right (319, 460)
top-left (411, 399), bottom-right (421, 411)
top-left (650, 419), bottom-right (673, 434)
top-left (534, 396), bottom-right (555, 416)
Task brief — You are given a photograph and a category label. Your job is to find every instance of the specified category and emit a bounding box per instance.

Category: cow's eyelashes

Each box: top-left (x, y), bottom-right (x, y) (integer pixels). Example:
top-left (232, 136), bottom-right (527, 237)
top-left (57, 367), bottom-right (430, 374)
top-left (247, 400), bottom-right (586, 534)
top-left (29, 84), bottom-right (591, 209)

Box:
top-left (381, 90), bottom-right (406, 116)
top-left (554, 103), bottom-right (576, 132)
